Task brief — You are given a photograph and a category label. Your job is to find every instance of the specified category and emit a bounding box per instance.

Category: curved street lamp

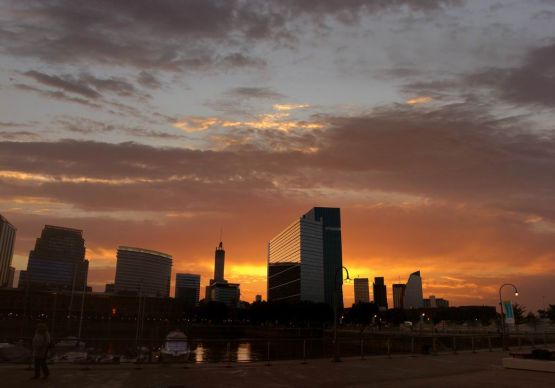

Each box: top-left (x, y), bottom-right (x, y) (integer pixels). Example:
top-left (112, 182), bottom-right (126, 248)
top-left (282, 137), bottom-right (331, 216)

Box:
top-left (333, 266), bottom-right (350, 362)
top-left (498, 283), bottom-right (518, 350)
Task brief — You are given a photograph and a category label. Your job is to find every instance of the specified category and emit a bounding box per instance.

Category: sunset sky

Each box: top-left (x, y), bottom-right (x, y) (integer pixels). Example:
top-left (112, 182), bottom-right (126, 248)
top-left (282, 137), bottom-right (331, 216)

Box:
top-left (0, 0), bottom-right (554, 311)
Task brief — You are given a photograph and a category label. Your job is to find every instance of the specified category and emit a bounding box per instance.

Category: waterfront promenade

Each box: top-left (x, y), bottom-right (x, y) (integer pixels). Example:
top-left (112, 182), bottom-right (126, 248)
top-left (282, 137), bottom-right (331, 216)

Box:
top-left (2, 349), bottom-right (553, 388)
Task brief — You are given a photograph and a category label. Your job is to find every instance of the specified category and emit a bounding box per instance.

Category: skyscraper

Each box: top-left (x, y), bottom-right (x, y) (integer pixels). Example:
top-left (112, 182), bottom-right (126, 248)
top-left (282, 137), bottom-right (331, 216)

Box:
top-left (0, 215), bottom-right (16, 288)
top-left (214, 242), bottom-right (225, 282)
top-left (267, 216), bottom-right (324, 303)
top-left (205, 241), bottom-right (240, 307)
top-left (392, 283), bottom-right (406, 309)
top-left (267, 207), bottom-right (343, 307)
top-left (303, 207), bottom-right (343, 308)
top-left (176, 273), bottom-right (201, 307)
top-left (373, 277), bottom-right (388, 310)
top-left (19, 225), bottom-right (88, 291)
top-left (114, 246), bottom-right (172, 297)
top-left (404, 271), bottom-right (424, 309)
top-left (353, 278), bottom-right (370, 303)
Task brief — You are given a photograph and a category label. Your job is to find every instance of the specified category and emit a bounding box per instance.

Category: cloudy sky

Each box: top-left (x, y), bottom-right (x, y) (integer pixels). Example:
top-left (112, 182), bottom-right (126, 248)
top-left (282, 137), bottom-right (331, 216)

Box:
top-left (1, 0), bottom-right (554, 311)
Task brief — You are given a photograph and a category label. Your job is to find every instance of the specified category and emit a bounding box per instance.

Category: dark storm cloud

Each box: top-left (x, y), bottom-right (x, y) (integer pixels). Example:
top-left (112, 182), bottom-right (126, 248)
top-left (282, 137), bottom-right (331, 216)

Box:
top-left (14, 83), bottom-right (103, 108)
top-left (405, 42), bottom-right (555, 107)
top-left (225, 87), bottom-right (285, 100)
top-left (0, 0), bottom-right (462, 71)
top-left (137, 71), bottom-right (162, 89)
top-left (467, 42), bottom-right (555, 107)
top-left (23, 70), bottom-right (143, 99)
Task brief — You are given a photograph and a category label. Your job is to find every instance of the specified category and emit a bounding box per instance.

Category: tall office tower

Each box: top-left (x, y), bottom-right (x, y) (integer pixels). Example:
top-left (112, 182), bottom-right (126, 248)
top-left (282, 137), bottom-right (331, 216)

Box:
top-left (0, 215), bottom-right (16, 287)
top-left (267, 215), bottom-right (324, 303)
top-left (19, 225), bottom-right (88, 290)
top-left (214, 242), bottom-right (225, 282)
top-left (373, 277), bottom-right (388, 310)
top-left (353, 278), bottom-right (370, 303)
top-left (176, 273), bottom-right (201, 307)
top-left (404, 271), bottom-right (424, 309)
top-left (205, 241), bottom-right (240, 306)
top-left (303, 207), bottom-right (343, 308)
top-left (114, 246), bottom-right (172, 297)
top-left (392, 284), bottom-right (406, 309)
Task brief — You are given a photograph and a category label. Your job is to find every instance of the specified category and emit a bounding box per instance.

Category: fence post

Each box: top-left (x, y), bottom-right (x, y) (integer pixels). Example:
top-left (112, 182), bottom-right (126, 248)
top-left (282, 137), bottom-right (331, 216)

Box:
top-left (387, 338), bottom-right (391, 359)
top-left (225, 342), bottom-right (232, 368)
top-left (411, 337), bottom-right (415, 354)
top-left (360, 338), bottom-right (365, 360)
top-left (543, 332), bottom-right (548, 347)
top-left (530, 332), bottom-right (535, 348)
top-left (265, 341), bottom-right (271, 366)
top-left (471, 336), bottom-right (476, 353)
top-left (517, 335), bottom-right (521, 349)
top-left (488, 336), bottom-right (492, 352)
top-left (301, 339), bottom-right (307, 364)
top-left (452, 336), bottom-right (457, 354)
top-left (432, 336), bottom-right (437, 354)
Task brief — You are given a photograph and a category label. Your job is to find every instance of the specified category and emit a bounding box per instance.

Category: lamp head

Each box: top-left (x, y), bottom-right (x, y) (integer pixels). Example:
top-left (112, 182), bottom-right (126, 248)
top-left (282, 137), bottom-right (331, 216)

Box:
top-left (514, 291), bottom-right (519, 297)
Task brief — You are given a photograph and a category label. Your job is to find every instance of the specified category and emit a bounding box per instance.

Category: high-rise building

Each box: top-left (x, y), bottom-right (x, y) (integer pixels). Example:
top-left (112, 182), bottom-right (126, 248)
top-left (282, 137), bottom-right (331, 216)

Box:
top-left (104, 283), bottom-right (115, 293)
top-left (404, 271), bottom-right (424, 309)
top-left (303, 207), bottom-right (343, 308)
top-left (176, 273), bottom-right (201, 307)
top-left (423, 295), bottom-right (449, 308)
top-left (205, 241), bottom-right (240, 307)
top-left (19, 225), bottom-right (88, 291)
top-left (255, 295), bottom-right (262, 303)
top-left (267, 215), bottom-right (324, 303)
top-left (6, 267), bottom-right (15, 288)
top-left (0, 215), bottom-right (17, 287)
top-left (373, 277), bottom-right (388, 310)
top-left (267, 207), bottom-right (342, 308)
top-left (114, 246), bottom-right (172, 297)
top-left (354, 278), bottom-right (370, 304)
top-left (392, 283), bottom-right (406, 309)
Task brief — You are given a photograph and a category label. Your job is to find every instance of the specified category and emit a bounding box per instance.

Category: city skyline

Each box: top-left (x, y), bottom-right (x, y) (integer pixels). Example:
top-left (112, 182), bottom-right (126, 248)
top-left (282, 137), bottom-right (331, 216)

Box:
top-left (0, 1), bottom-right (554, 311)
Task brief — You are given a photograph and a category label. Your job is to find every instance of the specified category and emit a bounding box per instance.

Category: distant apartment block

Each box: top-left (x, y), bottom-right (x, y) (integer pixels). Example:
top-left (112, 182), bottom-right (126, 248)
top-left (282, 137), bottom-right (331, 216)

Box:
top-left (353, 278), bottom-right (370, 303)
top-left (373, 277), bottom-right (388, 310)
top-left (176, 273), bottom-right (201, 307)
top-left (114, 246), bottom-right (172, 297)
top-left (392, 283), bottom-right (406, 309)
top-left (0, 215), bottom-right (16, 288)
top-left (19, 225), bottom-right (88, 291)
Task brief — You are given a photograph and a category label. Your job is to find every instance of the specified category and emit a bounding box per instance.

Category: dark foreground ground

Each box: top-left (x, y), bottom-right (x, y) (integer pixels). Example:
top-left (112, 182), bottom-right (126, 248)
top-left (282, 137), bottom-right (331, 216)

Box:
top-left (2, 350), bottom-right (553, 388)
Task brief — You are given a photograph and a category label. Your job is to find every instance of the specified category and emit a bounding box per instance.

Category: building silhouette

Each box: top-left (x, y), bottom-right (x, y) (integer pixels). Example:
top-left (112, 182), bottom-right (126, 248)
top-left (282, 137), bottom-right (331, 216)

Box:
top-left (267, 207), bottom-right (343, 307)
top-left (392, 283), bottom-right (406, 309)
top-left (205, 241), bottom-right (240, 307)
top-left (19, 225), bottom-right (88, 291)
top-left (373, 277), bottom-right (388, 310)
top-left (354, 278), bottom-right (370, 303)
top-left (423, 295), bottom-right (449, 308)
top-left (176, 273), bottom-right (201, 307)
top-left (404, 271), bottom-right (424, 309)
top-left (114, 246), bottom-right (172, 297)
top-left (0, 215), bottom-right (16, 288)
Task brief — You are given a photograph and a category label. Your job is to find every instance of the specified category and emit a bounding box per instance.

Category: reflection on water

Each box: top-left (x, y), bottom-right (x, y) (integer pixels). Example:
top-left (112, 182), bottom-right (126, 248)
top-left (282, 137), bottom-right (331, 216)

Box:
top-left (192, 342), bottom-right (255, 363)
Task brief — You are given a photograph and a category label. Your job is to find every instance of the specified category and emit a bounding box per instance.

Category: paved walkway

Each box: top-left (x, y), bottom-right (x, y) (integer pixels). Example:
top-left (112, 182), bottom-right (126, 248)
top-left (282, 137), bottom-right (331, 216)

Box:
top-left (2, 350), bottom-right (553, 388)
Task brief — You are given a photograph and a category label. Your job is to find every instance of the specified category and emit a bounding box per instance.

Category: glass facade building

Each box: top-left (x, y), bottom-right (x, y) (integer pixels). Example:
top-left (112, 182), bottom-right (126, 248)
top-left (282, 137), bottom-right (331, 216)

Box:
top-left (176, 273), bottom-right (201, 306)
top-left (19, 225), bottom-right (88, 291)
top-left (404, 271), bottom-right (424, 309)
top-left (267, 211), bottom-right (325, 304)
top-left (114, 246), bottom-right (172, 297)
top-left (303, 207), bottom-right (343, 308)
top-left (0, 215), bottom-right (16, 287)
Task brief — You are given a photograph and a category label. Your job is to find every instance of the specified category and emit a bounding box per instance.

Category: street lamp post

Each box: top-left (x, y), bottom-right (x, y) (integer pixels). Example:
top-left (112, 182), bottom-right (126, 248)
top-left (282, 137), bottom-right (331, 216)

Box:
top-left (333, 266), bottom-right (350, 362)
top-left (498, 283), bottom-right (518, 351)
